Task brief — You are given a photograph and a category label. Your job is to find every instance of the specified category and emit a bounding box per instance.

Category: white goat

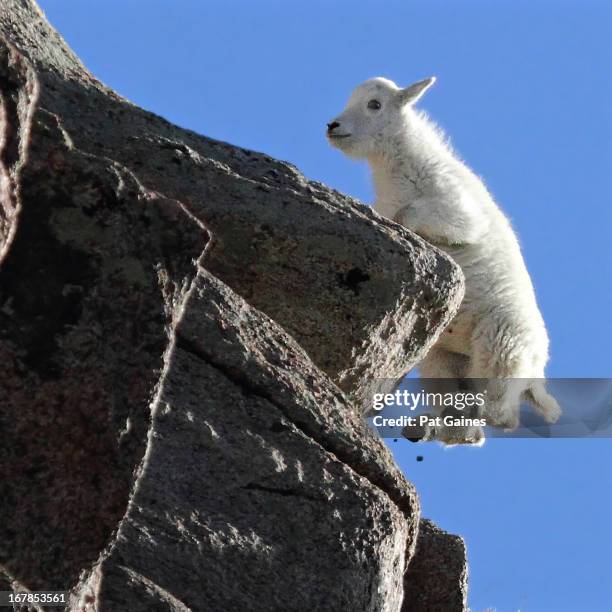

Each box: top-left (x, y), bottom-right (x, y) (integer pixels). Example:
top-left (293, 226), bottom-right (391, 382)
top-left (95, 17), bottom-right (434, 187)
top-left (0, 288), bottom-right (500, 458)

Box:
top-left (327, 77), bottom-right (560, 444)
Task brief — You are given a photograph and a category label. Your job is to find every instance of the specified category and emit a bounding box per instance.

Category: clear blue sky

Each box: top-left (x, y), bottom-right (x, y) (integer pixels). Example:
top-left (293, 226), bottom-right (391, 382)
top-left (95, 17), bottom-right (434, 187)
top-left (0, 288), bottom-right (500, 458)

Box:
top-left (37, 1), bottom-right (612, 610)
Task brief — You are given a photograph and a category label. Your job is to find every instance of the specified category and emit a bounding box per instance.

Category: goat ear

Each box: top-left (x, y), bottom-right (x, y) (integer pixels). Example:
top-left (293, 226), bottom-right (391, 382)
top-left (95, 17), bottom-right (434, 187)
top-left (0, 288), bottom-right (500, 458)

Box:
top-left (399, 77), bottom-right (436, 105)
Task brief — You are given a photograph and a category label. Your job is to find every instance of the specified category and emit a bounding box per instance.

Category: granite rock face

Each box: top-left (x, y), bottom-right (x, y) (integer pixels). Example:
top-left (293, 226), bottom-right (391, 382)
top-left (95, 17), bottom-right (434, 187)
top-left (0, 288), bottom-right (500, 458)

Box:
top-left (0, 41), bottom-right (208, 591)
top-left (72, 270), bottom-right (418, 611)
top-left (0, 1), bottom-right (467, 610)
top-left (0, 1), bottom-right (463, 409)
top-left (403, 520), bottom-right (469, 612)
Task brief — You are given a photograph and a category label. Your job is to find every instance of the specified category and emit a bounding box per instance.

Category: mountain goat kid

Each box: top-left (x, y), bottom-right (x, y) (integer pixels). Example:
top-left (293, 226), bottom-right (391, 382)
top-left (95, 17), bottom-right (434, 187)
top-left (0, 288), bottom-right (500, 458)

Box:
top-left (327, 77), bottom-right (560, 444)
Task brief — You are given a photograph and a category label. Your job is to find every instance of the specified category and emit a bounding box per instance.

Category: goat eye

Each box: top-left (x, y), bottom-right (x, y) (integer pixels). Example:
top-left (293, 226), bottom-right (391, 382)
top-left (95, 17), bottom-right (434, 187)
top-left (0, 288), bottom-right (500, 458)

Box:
top-left (367, 99), bottom-right (381, 110)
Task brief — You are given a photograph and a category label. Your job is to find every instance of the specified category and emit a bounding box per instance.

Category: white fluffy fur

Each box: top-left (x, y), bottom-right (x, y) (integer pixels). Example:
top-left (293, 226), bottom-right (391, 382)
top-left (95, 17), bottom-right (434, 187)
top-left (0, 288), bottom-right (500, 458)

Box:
top-left (327, 77), bottom-right (560, 444)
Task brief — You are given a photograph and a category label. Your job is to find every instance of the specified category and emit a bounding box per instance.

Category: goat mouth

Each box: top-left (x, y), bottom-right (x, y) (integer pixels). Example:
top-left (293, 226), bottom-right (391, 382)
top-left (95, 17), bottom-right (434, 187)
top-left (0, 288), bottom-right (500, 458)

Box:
top-left (328, 133), bottom-right (351, 139)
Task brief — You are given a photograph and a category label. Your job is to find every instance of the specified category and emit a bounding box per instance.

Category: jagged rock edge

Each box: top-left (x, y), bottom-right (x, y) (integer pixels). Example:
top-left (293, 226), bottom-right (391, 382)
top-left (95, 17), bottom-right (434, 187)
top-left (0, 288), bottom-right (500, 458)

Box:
top-left (72, 268), bottom-right (421, 603)
top-left (175, 328), bottom-right (420, 519)
top-left (5, 76), bottom-right (420, 599)
top-left (2, 73), bottom-right (213, 596)
top-left (0, 38), bottom-right (40, 265)
top-left (33, 89), bottom-right (424, 525)
top-left (0, 14), bottom-right (466, 606)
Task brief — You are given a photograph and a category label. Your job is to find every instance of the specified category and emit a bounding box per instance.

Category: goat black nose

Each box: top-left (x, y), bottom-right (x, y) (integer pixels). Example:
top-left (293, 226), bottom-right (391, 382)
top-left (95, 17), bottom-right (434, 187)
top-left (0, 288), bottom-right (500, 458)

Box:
top-left (327, 121), bottom-right (340, 133)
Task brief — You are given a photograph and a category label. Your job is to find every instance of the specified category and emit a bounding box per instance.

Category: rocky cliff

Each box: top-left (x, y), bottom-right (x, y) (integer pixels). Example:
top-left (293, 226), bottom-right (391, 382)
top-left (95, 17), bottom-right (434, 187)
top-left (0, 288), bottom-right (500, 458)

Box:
top-left (0, 2), bottom-right (467, 610)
